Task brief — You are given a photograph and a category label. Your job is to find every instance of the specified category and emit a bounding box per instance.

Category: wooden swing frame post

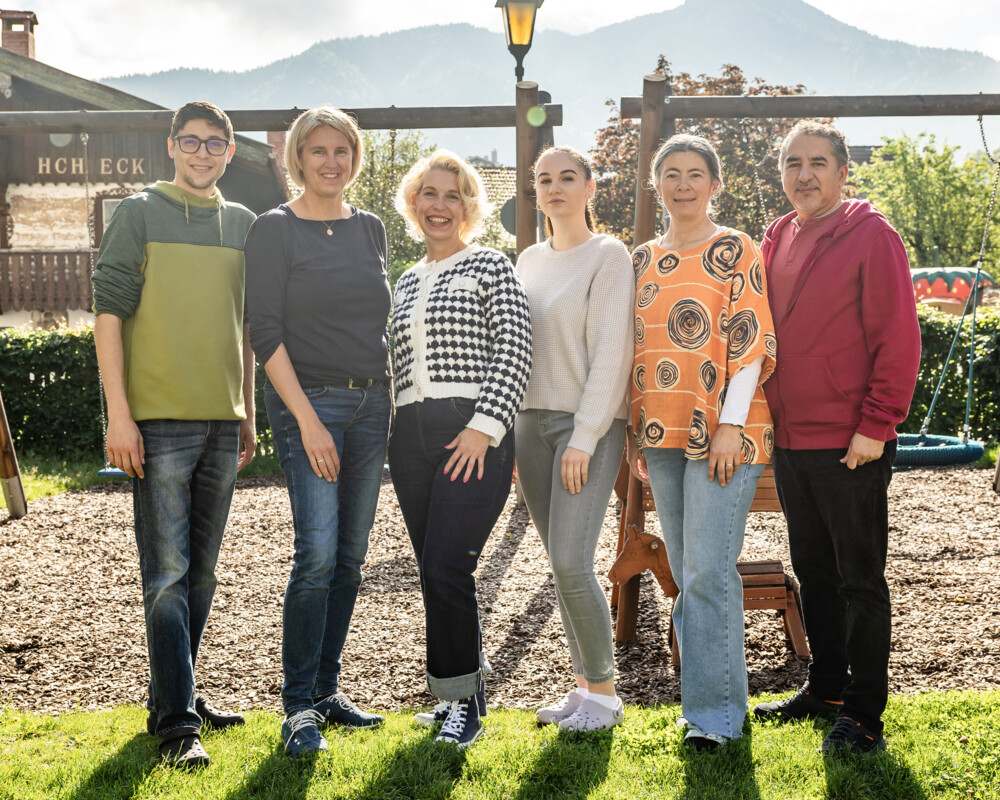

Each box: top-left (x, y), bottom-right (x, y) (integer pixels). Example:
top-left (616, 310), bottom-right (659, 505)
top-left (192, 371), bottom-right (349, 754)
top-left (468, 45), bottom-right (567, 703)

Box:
top-left (0, 388), bottom-right (27, 519)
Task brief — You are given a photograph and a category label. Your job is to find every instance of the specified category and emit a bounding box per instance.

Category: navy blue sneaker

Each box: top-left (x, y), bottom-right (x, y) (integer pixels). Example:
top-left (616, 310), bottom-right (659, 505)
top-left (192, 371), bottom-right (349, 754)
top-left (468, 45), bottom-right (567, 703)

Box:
top-left (313, 692), bottom-right (384, 729)
top-left (415, 686), bottom-right (487, 727)
top-left (434, 697), bottom-right (482, 750)
top-left (281, 709), bottom-right (328, 757)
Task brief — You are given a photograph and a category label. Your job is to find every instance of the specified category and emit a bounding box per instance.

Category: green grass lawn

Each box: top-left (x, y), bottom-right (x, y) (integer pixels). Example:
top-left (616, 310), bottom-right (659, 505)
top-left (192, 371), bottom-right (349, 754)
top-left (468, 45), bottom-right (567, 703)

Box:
top-left (1, 691), bottom-right (997, 800)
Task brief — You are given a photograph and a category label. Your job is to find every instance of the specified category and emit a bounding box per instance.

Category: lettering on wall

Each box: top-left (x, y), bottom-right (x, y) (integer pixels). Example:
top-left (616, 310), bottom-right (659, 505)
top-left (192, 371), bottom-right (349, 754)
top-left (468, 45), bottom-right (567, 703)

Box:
top-left (36, 157), bottom-right (146, 177)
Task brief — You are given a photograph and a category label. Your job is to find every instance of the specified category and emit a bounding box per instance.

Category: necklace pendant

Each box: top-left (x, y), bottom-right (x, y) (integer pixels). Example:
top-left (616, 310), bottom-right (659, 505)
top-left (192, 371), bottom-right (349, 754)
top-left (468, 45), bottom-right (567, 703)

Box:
top-left (326, 229), bottom-right (333, 236)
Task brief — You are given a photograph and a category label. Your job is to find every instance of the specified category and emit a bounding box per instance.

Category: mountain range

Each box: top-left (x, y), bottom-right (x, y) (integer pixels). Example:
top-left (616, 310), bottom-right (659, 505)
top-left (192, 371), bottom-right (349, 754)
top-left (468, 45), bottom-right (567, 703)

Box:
top-left (104, 0), bottom-right (1000, 163)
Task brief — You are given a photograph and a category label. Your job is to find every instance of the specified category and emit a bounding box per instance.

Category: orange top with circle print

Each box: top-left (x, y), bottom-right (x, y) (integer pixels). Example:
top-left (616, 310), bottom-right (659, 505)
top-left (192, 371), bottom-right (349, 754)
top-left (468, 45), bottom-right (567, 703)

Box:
top-left (630, 228), bottom-right (776, 464)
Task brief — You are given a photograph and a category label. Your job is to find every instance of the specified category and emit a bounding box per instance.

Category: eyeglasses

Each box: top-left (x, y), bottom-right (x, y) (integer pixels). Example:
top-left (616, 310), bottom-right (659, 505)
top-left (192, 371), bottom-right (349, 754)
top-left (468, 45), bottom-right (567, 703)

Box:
top-left (173, 135), bottom-right (231, 156)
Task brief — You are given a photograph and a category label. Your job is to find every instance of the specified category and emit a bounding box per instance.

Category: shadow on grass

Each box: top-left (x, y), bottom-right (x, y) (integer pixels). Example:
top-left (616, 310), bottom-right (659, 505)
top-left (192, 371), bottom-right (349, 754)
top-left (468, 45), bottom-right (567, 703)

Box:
top-left (511, 727), bottom-right (613, 800)
top-left (67, 733), bottom-right (158, 800)
top-left (351, 734), bottom-right (466, 800)
top-left (222, 742), bottom-right (319, 800)
top-left (678, 726), bottom-right (761, 800)
top-left (822, 740), bottom-right (928, 800)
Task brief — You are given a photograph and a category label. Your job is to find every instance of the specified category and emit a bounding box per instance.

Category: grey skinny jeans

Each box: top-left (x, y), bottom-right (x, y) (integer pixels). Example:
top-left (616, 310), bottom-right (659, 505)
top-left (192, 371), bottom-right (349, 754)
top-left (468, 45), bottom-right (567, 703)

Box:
top-left (514, 410), bottom-right (625, 684)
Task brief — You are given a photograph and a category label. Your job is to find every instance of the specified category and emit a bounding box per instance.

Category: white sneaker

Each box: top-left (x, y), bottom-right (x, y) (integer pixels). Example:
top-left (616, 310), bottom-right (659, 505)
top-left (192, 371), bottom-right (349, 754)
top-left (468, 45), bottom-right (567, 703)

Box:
top-left (535, 690), bottom-right (583, 725)
top-left (557, 696), bottom-right (624, 732)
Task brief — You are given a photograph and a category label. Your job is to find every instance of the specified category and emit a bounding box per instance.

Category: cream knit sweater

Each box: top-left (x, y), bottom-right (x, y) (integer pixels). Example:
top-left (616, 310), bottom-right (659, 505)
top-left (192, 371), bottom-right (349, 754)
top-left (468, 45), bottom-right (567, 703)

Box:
top-left (517, 234), bottom-right (635, 454)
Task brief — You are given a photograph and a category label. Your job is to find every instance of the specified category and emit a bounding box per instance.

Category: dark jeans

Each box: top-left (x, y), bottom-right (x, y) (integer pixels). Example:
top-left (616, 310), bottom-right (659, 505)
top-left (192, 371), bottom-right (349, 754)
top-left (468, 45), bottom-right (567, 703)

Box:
top-left (265, 380), bottom-right (391, 714)
top-left (388, 398), bottom-right (513, 701)
top-left (772, 440), bottom-right (896, 732)
top-left (133, 419), bottom-right (240, 739)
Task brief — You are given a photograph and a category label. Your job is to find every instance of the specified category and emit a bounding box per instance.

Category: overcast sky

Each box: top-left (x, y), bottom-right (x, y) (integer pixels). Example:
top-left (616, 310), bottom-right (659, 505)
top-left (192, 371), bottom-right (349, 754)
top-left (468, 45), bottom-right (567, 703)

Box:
top-left (23, 0), bottom-right (1000, 79)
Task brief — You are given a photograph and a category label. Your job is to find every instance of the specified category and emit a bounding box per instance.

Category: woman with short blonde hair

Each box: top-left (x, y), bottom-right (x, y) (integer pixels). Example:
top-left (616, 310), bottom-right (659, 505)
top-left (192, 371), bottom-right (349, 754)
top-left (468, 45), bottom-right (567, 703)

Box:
top-left (395, 149), bottom-right (492, 242)
top-left (388, 149), bottom-right (531, 749)
top-left (246, 106), bottom-right (391, 757)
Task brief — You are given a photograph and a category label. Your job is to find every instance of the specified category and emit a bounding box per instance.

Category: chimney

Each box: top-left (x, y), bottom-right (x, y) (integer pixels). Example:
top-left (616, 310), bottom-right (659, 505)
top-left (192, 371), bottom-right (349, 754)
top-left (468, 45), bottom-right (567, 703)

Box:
top-left (1, 10), bottom-right (38, 59)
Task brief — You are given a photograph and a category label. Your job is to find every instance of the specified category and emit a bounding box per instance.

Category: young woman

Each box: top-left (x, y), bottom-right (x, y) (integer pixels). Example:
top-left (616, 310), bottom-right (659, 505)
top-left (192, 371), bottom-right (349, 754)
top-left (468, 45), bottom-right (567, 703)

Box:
top-left (245, 106), bottom-right (391, 757)
top-left (388, 150), bottom-right (532, 749)
top-left (627, 134), bottom-right (776, 751)
top-left (515, 146), bottom-right (634, 732)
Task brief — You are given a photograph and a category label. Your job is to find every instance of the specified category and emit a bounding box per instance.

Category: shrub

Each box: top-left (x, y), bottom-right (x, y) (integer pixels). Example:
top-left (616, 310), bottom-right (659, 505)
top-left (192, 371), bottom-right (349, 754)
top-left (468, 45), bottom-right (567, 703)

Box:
top-left (2, 305), bottom-right (998, 460)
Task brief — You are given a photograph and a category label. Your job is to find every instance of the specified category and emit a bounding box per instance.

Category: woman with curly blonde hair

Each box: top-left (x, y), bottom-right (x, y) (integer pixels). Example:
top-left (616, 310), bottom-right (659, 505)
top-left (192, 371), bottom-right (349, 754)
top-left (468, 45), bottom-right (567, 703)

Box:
top-left (388, 149), bottom-right (532, 749)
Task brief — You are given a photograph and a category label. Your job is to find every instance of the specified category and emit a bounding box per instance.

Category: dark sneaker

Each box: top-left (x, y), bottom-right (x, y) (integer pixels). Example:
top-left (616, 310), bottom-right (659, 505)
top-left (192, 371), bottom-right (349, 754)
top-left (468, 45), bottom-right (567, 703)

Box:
top-left (146, 695), bottom-right (245, 735)
top-left (434, 697), bottom-right (482, 750)
top-left (159, 733), bottom-right (210, 769)
top-left (281, 709), bottom-right (328, 757)
top-left (196, 696), bottom-right (246, 730)
top-left (753, 687), bottom-right (842, 721)
top-left (821, 715), bottom-right (887, 754)
top-left (415, 687), bottom-right (487, 727)
top-left (313, 692), bottom-right (384, 729)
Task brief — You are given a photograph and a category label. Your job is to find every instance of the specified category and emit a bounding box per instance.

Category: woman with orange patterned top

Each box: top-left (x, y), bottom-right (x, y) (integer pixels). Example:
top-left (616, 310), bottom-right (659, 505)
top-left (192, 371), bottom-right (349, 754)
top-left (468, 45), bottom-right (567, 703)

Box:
top-left (626, 134), bottom-right (776, 752)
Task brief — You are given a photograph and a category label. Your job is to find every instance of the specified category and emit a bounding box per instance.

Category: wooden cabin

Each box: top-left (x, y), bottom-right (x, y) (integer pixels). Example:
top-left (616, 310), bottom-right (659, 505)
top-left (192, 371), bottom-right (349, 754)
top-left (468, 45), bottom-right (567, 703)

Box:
top-left (0, 10), bottom-right (288, 328)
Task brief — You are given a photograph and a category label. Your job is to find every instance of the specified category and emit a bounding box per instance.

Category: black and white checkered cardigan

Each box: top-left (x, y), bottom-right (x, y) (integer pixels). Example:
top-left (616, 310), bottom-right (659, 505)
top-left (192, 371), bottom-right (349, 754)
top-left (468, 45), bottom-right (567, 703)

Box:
top-left (391, 246), bottom-right (532, 444)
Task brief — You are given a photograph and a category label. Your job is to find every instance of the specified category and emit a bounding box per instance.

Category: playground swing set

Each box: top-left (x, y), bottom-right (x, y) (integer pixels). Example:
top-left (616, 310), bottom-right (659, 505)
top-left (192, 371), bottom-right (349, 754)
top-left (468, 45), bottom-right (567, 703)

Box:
top-left (1, 80), bottom-right (998, 671)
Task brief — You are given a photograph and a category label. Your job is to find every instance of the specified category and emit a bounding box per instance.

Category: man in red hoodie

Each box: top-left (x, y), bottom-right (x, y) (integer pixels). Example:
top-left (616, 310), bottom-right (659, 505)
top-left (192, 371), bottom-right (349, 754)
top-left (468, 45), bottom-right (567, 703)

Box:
top-left (751, 121), bottom-right (921, 753)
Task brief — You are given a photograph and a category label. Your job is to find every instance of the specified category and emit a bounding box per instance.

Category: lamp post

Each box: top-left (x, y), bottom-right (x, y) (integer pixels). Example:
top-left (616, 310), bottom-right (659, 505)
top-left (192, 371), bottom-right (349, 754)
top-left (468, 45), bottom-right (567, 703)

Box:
top-left (495, 0), bottom-right (544, 82)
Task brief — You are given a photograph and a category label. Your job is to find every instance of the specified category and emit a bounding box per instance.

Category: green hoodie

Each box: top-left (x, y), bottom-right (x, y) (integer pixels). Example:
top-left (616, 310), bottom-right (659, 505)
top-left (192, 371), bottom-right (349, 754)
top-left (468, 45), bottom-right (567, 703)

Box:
top-left (92, 181), bottom-right (256, 421)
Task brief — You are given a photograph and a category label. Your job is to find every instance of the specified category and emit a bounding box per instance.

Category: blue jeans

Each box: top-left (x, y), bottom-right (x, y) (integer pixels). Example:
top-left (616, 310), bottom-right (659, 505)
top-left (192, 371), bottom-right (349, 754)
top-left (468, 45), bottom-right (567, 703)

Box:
top-left (388, 398), bottom-right (513, 701)
top-left (514, 410), bottom-right (624, 684)
top-left (265, 380), bottom-right (391, 714)
top-left (133, 418), bottom-right (239, 739)
top-left (643, 447), bottom-right (764, 740)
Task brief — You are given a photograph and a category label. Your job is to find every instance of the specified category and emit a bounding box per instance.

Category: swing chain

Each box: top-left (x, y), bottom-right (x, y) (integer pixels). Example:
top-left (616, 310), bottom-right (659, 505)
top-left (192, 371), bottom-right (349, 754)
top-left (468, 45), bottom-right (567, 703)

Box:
top-left (978, 114), bottom-right (998, 166)
top-left (80, 132), bottom-right (112, 470)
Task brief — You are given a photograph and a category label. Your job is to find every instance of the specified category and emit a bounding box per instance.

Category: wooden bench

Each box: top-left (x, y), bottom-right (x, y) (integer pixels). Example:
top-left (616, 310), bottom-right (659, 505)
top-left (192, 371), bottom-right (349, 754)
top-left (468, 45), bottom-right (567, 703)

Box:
top-left (608, 461), bottom-right (809, 661)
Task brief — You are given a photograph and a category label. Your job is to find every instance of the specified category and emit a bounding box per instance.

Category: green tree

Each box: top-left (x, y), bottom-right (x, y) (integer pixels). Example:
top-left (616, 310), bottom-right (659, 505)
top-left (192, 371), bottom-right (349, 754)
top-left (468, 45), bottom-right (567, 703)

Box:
top-left (851, 133), bottom-right (1000, 268)
top-left (590, 59), bottom-right (815, 244)
top-left (345, 129), bottom-right (434, 284)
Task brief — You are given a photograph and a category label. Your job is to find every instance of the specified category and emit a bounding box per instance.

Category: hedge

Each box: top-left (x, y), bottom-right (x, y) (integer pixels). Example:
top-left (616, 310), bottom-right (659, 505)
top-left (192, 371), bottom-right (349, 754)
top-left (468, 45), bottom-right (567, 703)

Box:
top-left (1, 306), bottom-right (998, 459)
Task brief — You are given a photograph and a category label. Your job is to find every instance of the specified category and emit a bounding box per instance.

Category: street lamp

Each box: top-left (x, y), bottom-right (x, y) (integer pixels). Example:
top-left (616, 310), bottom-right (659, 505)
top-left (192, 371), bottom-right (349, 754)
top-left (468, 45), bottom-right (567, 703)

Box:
top-left (496, 0), bottom-right (544, 82)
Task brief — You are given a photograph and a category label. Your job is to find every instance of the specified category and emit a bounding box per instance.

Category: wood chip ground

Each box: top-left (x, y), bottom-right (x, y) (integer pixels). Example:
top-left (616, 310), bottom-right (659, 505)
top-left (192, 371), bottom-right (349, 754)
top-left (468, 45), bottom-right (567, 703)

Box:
top-left (1, 466), bottom-right (997, 715)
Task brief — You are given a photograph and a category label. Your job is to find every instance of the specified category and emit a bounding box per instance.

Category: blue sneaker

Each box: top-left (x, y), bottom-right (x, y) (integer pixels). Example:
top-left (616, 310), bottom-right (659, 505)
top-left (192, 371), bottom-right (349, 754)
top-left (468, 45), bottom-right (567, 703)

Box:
top-left (434, 697), bottom-right (482, 750)
top-left (281, 709), bottom-right (327, 757)
top-left (415, 686), bottom-right (487, 727)
top-left (313, 692), bottom-right (384, 729)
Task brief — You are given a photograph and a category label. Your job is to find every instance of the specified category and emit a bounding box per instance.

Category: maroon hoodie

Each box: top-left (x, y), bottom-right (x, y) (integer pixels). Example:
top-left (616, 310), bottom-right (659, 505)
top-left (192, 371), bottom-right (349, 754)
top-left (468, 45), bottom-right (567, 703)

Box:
top-left (760, 200), bottom-right (921, 450)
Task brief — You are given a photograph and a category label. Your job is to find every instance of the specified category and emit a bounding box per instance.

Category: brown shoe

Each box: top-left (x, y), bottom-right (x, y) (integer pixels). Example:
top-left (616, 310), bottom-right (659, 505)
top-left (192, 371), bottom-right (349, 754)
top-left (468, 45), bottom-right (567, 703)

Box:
top-left (159, 733), bottom-right (210, 769)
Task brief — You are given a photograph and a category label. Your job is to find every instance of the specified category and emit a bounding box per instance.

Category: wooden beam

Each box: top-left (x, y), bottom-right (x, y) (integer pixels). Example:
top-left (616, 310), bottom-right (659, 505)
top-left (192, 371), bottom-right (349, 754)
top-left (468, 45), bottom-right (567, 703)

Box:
top-left (633, 74), bottom-right (667, 250)
top-left (0, 104), bottom-right (564, 135)
top-left (620, 93), bottom-right (1000, 121)
top-left (515, 82), bottom-right (541, 256)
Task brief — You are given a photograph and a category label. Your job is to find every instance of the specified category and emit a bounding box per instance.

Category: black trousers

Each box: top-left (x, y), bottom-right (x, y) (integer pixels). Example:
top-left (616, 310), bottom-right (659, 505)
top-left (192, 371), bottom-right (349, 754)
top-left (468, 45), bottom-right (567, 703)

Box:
top-left (772, 440), bottom-right (896, 733)
top-left (388, 398), bottom-right (513, 700)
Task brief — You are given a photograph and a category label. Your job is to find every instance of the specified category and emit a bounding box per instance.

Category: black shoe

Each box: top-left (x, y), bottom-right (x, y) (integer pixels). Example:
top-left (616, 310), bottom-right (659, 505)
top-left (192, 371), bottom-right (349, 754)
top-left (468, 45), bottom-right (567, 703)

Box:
top-left (313, 692), bottom-right (384, 729)
top-left (821, 715), bottom-right (887, 754)
top-left (753, 687), bottom-right (842, 722)
top-left (196, 696), bottom-right (246, 730)
top-left (159, 733), bottom-right (210, 769)
top-left (434, 697), bottom-right (482, 750)
top-left (414, 685), bottom-right (487, 727)
top-left (146, 696), bottom-right (245, 735)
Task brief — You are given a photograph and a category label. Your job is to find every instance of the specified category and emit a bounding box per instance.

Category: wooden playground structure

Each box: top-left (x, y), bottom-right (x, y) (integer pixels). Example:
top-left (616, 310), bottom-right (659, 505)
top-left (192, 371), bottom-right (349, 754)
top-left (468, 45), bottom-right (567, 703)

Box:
top-left (2, 81), bottom-right (999, 670)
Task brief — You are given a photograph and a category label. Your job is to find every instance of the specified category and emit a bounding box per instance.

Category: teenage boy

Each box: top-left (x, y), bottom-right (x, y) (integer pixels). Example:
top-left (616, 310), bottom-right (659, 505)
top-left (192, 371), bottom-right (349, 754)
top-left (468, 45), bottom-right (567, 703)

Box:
top-left (93, 101), bottom-right (256, 769)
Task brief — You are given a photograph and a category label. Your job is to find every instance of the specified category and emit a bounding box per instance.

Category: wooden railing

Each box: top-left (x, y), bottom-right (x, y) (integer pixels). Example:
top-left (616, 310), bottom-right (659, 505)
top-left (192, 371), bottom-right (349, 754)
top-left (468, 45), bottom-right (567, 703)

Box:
top-left (0, 250), bottom-right (94, 313)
